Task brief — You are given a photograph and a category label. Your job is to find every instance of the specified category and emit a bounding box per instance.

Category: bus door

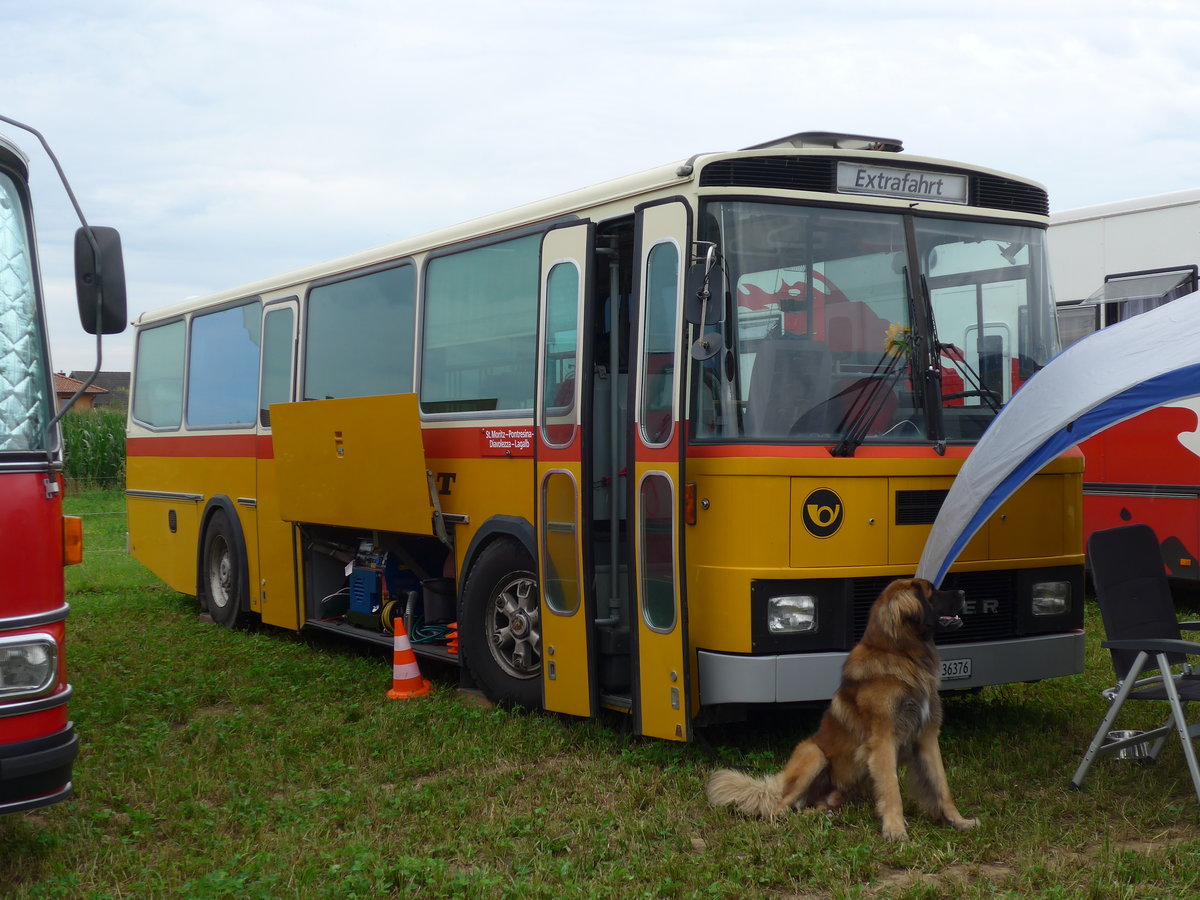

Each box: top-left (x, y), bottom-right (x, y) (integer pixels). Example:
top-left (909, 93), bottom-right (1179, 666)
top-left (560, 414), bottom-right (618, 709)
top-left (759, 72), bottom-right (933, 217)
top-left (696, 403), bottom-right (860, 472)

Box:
top-left (256, 297), bottom-right (301, 629)
top-left (630, 200), bottom-right (691, 741)
top-left (537, 223), bottom-right (597, 718)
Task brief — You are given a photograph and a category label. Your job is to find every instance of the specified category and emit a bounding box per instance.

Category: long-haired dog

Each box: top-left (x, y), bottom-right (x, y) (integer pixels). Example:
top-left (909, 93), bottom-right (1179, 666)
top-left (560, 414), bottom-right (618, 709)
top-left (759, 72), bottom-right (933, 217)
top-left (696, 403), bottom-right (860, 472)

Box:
top-left (706, 577), bottom-right (978, 841)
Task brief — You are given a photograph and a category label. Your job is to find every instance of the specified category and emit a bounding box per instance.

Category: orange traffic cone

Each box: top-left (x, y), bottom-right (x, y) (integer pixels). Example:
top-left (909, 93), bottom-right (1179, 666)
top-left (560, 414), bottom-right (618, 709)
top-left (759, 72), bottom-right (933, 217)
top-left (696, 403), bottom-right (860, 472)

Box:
top-left (387, 618), bottom-right (431, 700)
top-left (445, 621), bottom-right (459, 657)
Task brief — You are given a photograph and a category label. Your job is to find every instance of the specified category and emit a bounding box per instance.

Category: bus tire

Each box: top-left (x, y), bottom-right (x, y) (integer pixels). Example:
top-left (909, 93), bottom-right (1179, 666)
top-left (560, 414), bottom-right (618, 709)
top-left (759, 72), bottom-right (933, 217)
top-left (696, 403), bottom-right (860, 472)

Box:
top-left (460, 538), bottom-right (542, 708)
top-left (200, 510), bottom-right (249, 629)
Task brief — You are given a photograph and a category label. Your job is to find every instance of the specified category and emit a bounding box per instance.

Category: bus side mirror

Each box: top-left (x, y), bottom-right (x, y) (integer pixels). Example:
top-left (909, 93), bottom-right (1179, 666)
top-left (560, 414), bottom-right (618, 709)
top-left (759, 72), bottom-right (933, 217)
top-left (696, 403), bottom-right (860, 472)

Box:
top-left (684, 244), bottom-right (726, 360)
top-left (75, 225), bottom-right (128, 334)
top-left (683, 260), bottom-right (725, 327)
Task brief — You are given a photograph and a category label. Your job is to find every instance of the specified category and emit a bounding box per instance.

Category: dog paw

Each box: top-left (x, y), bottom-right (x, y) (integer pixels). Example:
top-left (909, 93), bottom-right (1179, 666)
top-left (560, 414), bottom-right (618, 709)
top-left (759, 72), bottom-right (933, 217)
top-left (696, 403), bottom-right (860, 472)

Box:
top-left (881, 822), bottom-right (909, 842)
top-left (951, 816), bottom-right (980, 830)
top-left (768, 802), bottom-right (792, 821)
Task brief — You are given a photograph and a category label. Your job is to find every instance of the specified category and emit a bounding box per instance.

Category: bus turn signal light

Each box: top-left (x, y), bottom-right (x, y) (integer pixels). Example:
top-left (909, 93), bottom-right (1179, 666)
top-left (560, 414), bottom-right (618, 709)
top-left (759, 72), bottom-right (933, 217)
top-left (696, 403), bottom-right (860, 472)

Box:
top-left (63, 516), bottom-right (84, 566)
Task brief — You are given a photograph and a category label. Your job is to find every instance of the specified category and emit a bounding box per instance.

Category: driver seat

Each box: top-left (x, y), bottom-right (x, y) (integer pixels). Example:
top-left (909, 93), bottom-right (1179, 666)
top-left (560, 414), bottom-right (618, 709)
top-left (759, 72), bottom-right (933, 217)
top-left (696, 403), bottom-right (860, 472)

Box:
top-left (745, 337), bottom-right (832, 438)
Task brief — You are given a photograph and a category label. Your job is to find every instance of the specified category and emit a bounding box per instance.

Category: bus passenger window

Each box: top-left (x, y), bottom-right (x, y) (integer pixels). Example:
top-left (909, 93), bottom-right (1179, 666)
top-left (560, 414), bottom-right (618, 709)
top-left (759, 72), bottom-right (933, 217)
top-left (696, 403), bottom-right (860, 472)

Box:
top-left (305, 264), bottom-right (415, 401)
top-left (132, 319), bottom-right (185, 429)
top-left (1056, 304), bottom-right (1099, 349)
top-left (187, 301), bottom-right (262, 428)
top-left (541, 261), bottom-right (580, 446)
top-left (639, 242), bottom-right (679, 444)
top-left (639, 472), bottom-right (676, 631)
top-left (541, 471), bottom-right (580, 614)
top-left (259, 306), bottom-right (295, 427)
top-left (421, 234), bottom-right (540, 414)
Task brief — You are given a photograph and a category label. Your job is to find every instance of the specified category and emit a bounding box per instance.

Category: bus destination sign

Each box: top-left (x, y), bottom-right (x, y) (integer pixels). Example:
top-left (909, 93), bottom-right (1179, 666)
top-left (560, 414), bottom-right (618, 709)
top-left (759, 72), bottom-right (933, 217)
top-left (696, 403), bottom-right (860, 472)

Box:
top-left (480, 426), bottom-right (535, 457)
top-left (836, 161), bottom-right (968, 205)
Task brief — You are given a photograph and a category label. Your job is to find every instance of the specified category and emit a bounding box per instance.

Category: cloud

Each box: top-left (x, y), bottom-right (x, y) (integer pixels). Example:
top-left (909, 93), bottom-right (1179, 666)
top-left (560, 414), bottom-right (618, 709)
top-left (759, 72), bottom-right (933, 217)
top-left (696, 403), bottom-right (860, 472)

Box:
top-left (4, 0), bottom-right (1200, 372)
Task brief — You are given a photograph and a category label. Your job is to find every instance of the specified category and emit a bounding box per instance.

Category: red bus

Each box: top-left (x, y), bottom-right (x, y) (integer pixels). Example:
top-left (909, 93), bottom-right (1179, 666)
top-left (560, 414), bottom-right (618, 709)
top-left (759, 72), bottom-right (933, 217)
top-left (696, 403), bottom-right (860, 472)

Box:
top-left (0, 117), bottom-right (126, 814)
top-left (1051, 191), bottom-right (1200, 581)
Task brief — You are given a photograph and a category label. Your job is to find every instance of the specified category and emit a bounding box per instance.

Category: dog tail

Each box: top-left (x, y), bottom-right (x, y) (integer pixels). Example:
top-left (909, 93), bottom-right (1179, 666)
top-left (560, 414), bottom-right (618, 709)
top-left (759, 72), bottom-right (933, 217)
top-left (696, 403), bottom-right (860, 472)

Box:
top-left (708, 739), bottom-right (830, 819)
top-left (706, 769), bottom-right (786, 819)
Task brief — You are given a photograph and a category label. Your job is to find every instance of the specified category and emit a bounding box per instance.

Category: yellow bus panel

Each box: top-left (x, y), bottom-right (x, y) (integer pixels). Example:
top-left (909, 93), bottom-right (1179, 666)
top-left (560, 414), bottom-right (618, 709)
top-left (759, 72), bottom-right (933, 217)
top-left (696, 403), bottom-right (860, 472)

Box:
top-left (270, 394), bottom-right (433, 536)
top-left (789, 476), bottom-right (888, 568)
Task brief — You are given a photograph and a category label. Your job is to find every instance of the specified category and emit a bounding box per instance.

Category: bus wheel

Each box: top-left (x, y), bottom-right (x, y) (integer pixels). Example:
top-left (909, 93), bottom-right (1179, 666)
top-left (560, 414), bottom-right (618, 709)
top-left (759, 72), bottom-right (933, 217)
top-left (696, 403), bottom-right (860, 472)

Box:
top-left (460, 539), bottom-right (541, 708)
top-left (200, 512), bottom-right (247, 629)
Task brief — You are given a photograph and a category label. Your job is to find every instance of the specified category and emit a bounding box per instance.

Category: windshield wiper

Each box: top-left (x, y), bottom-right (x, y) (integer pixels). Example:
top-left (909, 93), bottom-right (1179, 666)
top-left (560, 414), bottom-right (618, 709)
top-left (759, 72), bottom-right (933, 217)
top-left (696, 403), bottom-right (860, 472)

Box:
top-left (830, 347), bottom-right (908, 458)
top-left (938, 342), bottom-right (1002, 413)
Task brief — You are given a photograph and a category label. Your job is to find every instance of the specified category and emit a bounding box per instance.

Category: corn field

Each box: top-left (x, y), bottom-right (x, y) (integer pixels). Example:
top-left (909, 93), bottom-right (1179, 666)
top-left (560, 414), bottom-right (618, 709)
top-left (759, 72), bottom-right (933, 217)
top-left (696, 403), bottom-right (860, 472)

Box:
top-left (61, 408), bottom-right (126, 490)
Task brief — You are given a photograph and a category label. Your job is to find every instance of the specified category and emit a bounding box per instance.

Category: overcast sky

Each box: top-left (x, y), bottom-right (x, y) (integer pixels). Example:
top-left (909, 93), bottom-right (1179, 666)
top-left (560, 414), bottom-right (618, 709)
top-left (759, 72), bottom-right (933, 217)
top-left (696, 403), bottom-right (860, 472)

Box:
top-left (5, 0), bottom-right (1199, 375)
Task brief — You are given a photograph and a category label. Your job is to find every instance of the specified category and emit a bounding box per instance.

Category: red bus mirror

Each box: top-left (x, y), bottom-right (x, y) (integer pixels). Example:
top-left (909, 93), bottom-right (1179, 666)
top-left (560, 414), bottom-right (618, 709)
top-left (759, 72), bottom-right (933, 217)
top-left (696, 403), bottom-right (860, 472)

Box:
top-left (75, 225), bottom-right (127, 335)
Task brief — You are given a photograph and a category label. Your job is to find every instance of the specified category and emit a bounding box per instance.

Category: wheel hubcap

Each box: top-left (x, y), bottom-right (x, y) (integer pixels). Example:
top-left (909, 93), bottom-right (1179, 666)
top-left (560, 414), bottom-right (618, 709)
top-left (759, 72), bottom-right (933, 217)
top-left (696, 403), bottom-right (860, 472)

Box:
top-left (207, 535), bottom-right (232, 610)
top-left (486, 573), bottom-right (540, 679)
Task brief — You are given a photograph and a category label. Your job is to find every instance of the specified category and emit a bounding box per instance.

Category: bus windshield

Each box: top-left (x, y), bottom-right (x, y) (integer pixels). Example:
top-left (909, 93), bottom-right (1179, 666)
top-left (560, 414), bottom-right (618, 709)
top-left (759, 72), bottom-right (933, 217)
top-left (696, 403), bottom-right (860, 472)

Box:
top-left (916, 216), bottom-right (1058, 440)
top-left (693, 200), bottom-right (1057, 446)
top-left (0, 171), bottom-right (52, 453)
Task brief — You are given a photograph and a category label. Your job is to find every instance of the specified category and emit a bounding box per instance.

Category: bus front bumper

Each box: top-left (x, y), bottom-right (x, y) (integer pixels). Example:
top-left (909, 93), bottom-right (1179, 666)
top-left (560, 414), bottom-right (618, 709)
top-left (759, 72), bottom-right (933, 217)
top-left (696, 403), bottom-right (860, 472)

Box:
top-left (0, 724), bottom-right (78, 815)
top-left (697, 631), bottom-right (1085, 705)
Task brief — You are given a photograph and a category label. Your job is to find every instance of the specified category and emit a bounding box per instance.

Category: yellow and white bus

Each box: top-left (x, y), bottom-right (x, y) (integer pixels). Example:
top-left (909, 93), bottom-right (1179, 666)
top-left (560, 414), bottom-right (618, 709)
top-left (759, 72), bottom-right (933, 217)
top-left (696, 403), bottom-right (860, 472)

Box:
top-left (126, 131), bottom-right (1084, 741)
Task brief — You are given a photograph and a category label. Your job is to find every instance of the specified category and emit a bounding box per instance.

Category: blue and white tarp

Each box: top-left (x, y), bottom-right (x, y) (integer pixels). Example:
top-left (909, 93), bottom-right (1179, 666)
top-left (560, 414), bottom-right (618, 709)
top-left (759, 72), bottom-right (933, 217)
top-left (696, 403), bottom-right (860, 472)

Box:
top-left (917, 289), bottom-right (1200, 586)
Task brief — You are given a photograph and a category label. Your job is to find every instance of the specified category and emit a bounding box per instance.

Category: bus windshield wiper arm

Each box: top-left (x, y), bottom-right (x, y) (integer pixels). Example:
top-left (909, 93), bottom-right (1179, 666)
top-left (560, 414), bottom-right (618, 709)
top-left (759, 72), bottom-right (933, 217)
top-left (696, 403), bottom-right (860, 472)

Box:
top-left (938, 342), bottom-right (1001, 413)
top-left (830, 347), bottom-right (907, 458)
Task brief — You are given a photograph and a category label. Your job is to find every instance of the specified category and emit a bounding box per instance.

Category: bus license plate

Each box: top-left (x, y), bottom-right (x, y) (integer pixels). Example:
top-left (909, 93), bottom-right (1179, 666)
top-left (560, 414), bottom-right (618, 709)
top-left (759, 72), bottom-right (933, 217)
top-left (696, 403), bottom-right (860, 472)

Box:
top-left (940, 658), bottom-right (971, 681)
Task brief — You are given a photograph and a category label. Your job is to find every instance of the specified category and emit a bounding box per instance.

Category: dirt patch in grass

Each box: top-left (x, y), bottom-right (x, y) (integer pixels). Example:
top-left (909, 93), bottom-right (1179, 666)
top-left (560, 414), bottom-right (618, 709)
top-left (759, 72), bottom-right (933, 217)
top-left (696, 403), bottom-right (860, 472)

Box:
top-left (872, 861), bottom-right (1017, 895)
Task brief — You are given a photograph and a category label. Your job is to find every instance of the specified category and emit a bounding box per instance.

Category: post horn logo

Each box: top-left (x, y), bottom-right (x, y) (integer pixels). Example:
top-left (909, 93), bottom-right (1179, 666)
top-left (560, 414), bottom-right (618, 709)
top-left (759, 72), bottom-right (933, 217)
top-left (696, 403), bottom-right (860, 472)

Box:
top-left (802, 488), bottom-right (843, 538)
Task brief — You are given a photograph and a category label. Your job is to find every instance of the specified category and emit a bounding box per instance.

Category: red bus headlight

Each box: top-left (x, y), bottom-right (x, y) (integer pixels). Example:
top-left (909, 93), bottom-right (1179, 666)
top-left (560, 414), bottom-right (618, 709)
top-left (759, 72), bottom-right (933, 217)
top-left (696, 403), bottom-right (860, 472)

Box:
top-left (0, 634), bottom-right (59, 699)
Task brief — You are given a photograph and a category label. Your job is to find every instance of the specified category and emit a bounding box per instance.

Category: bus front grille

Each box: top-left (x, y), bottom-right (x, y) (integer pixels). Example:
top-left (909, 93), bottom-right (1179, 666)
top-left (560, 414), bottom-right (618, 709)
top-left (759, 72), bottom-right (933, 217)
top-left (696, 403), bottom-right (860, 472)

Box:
top-left (851, 571), bottom-right (1018, 645)
top-left (895, 489), bottom-right (948, 525)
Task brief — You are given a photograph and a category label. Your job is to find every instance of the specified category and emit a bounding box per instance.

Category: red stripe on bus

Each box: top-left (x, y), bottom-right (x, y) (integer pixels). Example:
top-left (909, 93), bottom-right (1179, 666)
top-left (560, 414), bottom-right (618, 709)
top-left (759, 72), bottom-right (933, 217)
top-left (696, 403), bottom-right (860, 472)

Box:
top-left (421, 426), bottom-right (527, 459)
top-left (125, 429), bottom-right (995, 465)
top-left (128, 427), bottom-right (541, 462)
top-left (535, 443), bottom-right (582, 463)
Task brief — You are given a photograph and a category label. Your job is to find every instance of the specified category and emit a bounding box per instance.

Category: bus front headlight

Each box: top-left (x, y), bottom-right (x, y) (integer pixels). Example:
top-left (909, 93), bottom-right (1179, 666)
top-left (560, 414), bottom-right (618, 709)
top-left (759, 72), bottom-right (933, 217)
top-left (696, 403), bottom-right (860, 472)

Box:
top-left (767, 595), bottom-right (818, 633)
top-left (1031, 581), bottom-right (1071, 617)
top-left (0, 635), bottom-right (58, 699)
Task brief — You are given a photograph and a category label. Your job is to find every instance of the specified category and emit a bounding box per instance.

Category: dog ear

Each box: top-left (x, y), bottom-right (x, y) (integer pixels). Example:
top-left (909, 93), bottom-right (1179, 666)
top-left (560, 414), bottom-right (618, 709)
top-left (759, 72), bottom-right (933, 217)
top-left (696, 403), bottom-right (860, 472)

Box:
top-left (868, 585), bottom-right (899, 636)
top-left (872, 582), bottom-right (916, 635)
top-left (902, 589), bottom-right (929, 629)
top-left (887, 584), bottom-right (928, 631)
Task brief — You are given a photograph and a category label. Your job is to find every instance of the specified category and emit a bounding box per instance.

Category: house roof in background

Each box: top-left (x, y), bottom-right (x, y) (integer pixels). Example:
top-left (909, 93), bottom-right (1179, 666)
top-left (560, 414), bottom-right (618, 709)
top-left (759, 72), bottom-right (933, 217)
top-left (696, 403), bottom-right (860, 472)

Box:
top-left (54, 373), bottom-right (109, 396)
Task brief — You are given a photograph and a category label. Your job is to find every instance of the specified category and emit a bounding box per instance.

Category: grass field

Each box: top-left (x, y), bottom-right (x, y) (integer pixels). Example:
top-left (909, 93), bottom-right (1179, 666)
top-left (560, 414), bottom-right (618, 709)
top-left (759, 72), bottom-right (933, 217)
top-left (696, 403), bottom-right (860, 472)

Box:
top-left (2, 490), bottom-right (1199, 898)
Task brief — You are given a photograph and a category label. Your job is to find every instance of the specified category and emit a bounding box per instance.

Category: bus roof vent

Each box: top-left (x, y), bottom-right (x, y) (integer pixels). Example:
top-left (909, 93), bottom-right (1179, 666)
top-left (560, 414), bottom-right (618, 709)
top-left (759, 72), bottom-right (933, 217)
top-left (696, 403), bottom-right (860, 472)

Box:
top-left (741, 131), bottom-right (903, 153)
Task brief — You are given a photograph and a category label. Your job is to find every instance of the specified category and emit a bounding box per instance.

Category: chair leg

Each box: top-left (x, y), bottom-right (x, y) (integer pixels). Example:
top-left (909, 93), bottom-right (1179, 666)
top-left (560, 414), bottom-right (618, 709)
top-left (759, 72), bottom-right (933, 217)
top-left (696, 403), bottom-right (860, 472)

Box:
top-left (1148, 709), bottom-right (1176, 763)
top-left (1157, 654), bottom-right (1200, 805)
top-left (1071, 653), bottom-right (1148, 790)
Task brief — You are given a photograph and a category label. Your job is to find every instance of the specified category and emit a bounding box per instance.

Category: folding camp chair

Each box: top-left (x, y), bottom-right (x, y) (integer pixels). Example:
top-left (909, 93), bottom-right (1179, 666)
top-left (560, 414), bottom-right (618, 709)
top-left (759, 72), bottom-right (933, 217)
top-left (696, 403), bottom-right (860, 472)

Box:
top-left (1070, 524), bottom-right (1200, 802)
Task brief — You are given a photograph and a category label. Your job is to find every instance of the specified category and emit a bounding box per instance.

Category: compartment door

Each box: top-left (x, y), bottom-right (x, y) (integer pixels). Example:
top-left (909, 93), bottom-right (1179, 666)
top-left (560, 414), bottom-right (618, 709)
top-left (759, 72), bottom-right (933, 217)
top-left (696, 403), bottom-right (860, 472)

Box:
top-left (630, 200), bottom-right (691, 741)
top-left (537, 222), bottom-right (596, 718)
